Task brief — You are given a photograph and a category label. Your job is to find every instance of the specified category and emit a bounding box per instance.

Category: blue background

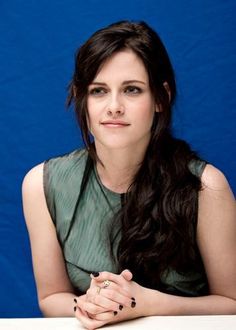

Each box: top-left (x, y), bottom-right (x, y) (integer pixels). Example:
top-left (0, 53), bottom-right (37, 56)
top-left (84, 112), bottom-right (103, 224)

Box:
top-left (0, 0), bottom-right (235, 317)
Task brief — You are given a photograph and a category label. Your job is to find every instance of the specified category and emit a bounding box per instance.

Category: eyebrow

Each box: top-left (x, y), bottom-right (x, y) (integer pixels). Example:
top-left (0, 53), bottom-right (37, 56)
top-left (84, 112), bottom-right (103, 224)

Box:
top-left (90, 80), bottom-right (146, 86)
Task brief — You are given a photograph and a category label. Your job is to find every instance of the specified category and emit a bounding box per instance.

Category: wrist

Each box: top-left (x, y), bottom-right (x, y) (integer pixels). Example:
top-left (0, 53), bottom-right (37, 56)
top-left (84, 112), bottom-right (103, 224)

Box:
top-left (136, 286), bottom-right (156, 317)
top-left (141, 287), bottom-right (167, 316)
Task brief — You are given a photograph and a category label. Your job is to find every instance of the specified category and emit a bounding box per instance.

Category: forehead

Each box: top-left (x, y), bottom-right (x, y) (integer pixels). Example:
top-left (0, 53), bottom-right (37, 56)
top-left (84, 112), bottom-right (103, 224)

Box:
top-left (94, 49), bottom-right (148, 82)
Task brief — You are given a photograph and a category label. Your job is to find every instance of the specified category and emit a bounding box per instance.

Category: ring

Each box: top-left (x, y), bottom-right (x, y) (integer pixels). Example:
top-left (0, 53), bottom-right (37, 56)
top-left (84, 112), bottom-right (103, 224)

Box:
top-left (96, 286), bottom-right (102, 294)
top-left (103, 280), bottom-right (111, 288)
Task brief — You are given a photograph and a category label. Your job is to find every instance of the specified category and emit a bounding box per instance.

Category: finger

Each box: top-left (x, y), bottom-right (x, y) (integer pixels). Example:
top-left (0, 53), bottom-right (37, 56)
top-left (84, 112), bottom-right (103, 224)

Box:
top-left (76, 297), bottom-right (108, 315)
top-left (92, 292), bottom-right (121, 311)
top-left (73, 296), bottom-right (89, 317)
top-left (99, 286), bottom-right (133, 308)
top-left (91, 285), bottom-right (134, 311)
top-left (87, 281), bottom-right (132, 301)
top-left (89, 310), bottom-right (118, 321)
top-left (75, 306), bottom-right (106, 330)
top-left (90, 271), bottom-right (129, 289)
top-left (79, 307), bottom-right (89, 317)
top-left (120, 269), bottom-right (133, 281)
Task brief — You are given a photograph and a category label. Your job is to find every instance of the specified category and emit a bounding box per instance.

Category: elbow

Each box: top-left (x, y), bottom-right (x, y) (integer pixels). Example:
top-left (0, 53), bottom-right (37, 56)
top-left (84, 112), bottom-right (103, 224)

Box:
top-left (39, 299), bottom-right (49, 317)
top-left (38, 298), bottom-right (55, 317)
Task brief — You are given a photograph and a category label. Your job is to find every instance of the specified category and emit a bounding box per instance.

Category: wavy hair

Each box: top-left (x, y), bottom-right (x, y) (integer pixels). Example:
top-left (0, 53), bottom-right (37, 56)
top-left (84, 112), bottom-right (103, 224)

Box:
top-left (67, 21), bottom-right (203, 289)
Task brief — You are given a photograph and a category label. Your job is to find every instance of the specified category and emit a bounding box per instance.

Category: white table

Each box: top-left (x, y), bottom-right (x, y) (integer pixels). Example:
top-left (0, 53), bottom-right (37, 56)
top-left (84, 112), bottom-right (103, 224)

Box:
top-left (0, 315), bottom-right (235, 330)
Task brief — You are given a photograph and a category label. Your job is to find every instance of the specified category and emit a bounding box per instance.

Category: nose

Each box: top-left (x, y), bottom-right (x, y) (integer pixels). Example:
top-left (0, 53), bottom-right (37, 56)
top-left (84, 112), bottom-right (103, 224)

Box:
top-left (106, 93), bottom-right (124, 117)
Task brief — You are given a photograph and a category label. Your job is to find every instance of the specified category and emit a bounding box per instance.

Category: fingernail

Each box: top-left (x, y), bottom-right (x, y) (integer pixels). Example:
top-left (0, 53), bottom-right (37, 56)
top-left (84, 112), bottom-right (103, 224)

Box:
top-left (119, 305), bottom-right (123, 310)
top-left (91, 272), bottom-right (99, 277)
top-left (113, 311), bottom-right (118, 316)
top-left (131, 301), bottom-right (136, 308)
top-left (74, 306), bottom-right (77, 312)
top-left (74, 298), bottom-right (77, 303)
top-left (131, 297), bottom-right (135, 301)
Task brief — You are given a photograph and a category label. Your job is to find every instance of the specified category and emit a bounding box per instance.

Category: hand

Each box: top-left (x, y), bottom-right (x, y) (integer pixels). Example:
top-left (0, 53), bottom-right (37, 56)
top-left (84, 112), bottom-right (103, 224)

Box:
top-left (73, 277), bottom-right (120, 329)
top-left (74, 294), bottom-right (110, 329)
top-left (73, 270), bottom-right (142, 328)
top-left (74, 270), bottom-right (146, 329)
top-left (88, 269), bottom-right (135, 310)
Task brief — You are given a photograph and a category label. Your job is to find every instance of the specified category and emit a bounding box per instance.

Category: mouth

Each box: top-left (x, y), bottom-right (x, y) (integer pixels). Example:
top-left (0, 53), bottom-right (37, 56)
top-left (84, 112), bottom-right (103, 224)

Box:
top-left (100, 121), bottom-right (130, 128)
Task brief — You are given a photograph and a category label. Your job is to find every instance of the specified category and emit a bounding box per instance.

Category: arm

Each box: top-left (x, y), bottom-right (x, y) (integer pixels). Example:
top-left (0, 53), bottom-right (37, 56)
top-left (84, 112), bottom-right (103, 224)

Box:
top-left (142, 165), bottom-right (236, 315)
top-left (78, 165), bottom-right (236, 326)
top-left (22, 163), bottom-right (77, 316)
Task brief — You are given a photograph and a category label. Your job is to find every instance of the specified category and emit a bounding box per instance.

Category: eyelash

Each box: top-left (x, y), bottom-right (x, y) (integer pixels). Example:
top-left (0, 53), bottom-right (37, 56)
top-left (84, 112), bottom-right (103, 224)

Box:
top-left (88, 86), bottom-right (142, 96)
top-left (124, 86), bottom-right (142, 94)
top-left (89, 87), bottom-right (106, 96)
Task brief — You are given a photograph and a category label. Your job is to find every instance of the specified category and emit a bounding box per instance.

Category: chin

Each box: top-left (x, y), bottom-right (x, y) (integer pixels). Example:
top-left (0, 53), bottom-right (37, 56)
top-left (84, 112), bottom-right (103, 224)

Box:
top-left (96, 139), bottom-right (134, 150)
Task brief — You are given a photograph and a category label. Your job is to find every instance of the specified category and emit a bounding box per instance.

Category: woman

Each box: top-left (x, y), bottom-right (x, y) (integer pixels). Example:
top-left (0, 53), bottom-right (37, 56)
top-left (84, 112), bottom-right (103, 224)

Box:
top-left (22, 21), bottom-right (236, 329)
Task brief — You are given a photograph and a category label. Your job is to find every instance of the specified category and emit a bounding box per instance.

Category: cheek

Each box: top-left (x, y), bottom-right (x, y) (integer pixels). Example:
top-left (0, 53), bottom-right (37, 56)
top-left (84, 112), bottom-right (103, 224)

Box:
top-left (139, 102), bottom-right (156, 130)
top-left (137, 99), bottom-right (156, 120)
top-left (86, 103), bottom-right (96, 125)
top-left (87, 99), bottom-right (103, 118)
top-left (86, 108), bottom-right (100, 135)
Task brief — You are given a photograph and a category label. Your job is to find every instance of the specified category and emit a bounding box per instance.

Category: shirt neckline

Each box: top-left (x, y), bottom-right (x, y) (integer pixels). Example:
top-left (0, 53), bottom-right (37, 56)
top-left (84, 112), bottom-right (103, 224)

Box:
top-left (93, 163), bottom-right (123, 198)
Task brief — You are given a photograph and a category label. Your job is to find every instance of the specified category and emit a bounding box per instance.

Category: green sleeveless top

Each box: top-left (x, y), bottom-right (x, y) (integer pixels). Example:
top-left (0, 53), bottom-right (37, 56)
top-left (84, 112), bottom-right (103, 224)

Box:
top-left (43, 149), bottom-right (208, 296)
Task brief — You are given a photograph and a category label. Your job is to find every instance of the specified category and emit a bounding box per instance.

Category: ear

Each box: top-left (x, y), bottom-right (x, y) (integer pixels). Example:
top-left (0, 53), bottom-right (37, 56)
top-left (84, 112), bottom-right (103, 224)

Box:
top-left (163, 81), bottom-right (171, 102)
top-left (155, 104), bottom-right (162, 113)
top-left (155, 82), bottom-right (171, 113)
top-left (72, 85), bottom-right (77, 97)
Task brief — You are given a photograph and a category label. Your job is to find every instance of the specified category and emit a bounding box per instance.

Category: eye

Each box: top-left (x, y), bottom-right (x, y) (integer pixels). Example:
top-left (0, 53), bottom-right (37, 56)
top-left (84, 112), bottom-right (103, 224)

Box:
top-left (89, 87), bottom-right (107, 96)
top-left (124, 86), bottom-right (142, 95)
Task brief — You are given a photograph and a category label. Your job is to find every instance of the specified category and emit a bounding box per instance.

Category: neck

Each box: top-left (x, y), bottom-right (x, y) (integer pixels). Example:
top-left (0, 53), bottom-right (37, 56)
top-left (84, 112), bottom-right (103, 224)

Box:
top-left (95, 143), bottom-right (148, 194)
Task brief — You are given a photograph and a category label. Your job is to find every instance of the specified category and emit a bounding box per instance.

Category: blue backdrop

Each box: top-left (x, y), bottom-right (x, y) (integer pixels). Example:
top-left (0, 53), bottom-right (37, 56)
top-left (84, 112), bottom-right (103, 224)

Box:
top-left (0, 0), bottom-right (235, 317)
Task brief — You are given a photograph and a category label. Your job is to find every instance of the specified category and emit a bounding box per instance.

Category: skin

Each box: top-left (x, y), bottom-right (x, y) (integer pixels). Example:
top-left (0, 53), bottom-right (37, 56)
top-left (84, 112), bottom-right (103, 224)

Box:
top-left (22, 50), bottom-right (236, 329)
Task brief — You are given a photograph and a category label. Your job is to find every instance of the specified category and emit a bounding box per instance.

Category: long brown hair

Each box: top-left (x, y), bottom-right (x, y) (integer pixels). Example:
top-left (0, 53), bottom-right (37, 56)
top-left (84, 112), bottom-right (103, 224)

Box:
top-left (67, 21), bottom-right (203, 289)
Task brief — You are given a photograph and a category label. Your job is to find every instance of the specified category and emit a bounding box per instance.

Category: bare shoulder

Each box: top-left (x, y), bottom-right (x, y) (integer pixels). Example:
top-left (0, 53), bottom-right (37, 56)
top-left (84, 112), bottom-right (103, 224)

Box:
top-left (22, 163), bottom-right (44, 188)
top-left (198, 163), bottom-right (235, 238)
top-left (200, 164), bottom-right (235, 203)
top-left (201, 164), bottom-right (232, 191)
top-left (22, 162), bottom-right (49, 227)
top-left (198, 163), bottom-right (236, 226)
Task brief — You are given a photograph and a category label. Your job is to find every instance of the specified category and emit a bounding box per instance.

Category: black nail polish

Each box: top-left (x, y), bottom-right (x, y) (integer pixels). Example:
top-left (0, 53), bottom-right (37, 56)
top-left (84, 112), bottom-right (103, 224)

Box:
top-left (74, 298), bottom-right (77, 303)
top-left (131, 301), bottom-right (136, 308)
top-left (91, 271), bottom-right (99, 277)
top-left (119, 305), bottom-right (123, 310)
top-left (113, 311), bottom-right (118, 316)
top-left (131, 297), bottom-right (135, 301)
top-left (74, 306), bottom-right (77, 312)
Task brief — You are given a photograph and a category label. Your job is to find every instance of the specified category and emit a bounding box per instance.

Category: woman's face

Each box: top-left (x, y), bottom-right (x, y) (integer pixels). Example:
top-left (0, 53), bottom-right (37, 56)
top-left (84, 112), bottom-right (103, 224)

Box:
top-left (87, 49), bottom-right (159, 151)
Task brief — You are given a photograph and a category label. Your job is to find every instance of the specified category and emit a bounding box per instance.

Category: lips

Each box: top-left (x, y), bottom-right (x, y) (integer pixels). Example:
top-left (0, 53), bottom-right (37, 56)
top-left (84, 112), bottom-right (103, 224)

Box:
top-left (100, 120), bottom-right (130, 127)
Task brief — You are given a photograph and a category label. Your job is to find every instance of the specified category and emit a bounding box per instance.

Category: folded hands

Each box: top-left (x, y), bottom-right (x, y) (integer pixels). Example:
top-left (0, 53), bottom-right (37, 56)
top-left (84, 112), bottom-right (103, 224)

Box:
top-left (74, 269), bottom-right (146, 329)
